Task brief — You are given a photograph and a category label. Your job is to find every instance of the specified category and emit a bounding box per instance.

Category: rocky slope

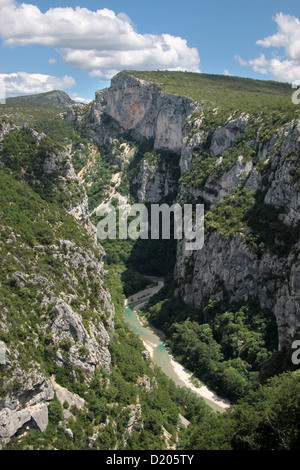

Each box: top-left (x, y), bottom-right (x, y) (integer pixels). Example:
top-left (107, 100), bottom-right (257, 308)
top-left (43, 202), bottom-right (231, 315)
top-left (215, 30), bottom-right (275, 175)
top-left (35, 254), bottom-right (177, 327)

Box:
top-left (0, 121), bottom-right (114, 445)
top-left (175, 114), bottom-right (300, 351)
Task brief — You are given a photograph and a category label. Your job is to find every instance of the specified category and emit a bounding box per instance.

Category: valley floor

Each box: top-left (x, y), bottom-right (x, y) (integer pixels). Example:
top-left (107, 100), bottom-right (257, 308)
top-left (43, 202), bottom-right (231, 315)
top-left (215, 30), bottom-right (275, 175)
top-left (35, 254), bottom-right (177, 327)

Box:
top-left (124, 278), bottom-right (230, 412)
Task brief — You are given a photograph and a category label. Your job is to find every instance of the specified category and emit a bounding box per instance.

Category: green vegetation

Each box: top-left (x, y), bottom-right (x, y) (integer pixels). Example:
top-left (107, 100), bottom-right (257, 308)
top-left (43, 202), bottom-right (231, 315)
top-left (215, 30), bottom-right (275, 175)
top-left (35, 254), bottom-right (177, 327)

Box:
top-left (2, 229), bottom-right (214, 450)
top-left (205, 187), bottom-right (299, 257)
top-left (128, 70), bottom-right (298, 116)
top-left (0, 103), bottom-right (65, 128)
top-left (1, 70), bottom-right (299, 451)
top-left (82, 145), bottom-right (119, 212)
top-left (139, 277), bottom-right (280, 403)
top-left (180, 109), bottom-right (298, 192)
top-left (0, 168), bottom-right (101, 376)
top-left (0, 102), bottom-right (215, 451)
top-left (179, 370), bottom-right (300, 450)
top-left (1, 129), bottom-right (86, 211)
top-left (6, 90), bottom-right (75, 110)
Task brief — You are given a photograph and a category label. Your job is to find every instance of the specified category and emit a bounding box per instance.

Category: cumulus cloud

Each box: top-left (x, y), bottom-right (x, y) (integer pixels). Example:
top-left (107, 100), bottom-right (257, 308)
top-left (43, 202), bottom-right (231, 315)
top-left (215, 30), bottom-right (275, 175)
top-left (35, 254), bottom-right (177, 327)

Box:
top-left (236, 13), bottom-right (300, 82)
top-left (69, 93), bottom-right (93, 104)
top-left (256, 13), bottom-right (300, 61)
top-left (0, 72), bottom-right (76, 97)
top-left (0, 1), bottom-right (200, 80)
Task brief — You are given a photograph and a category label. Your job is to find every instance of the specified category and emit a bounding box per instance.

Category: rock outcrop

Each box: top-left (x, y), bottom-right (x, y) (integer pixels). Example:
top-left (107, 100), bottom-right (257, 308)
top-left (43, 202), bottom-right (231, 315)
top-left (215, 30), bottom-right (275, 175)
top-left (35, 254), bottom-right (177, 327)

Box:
top-left (209, 115), bottom-right (249, 158)
top-left (104, 72), bottom-right (196, 153)
top-left (84, 72), bottom-right (196, 154)
top-left (132, 157), bottom-right (179, 203)
top-left (0, 368), bottom-right (54, 444)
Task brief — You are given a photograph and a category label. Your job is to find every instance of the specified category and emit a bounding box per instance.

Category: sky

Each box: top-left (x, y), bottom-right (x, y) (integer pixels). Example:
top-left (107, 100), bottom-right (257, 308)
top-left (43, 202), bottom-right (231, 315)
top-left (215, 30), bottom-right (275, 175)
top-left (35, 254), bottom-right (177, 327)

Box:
top-left (0, 0), bottom-right (300, 102)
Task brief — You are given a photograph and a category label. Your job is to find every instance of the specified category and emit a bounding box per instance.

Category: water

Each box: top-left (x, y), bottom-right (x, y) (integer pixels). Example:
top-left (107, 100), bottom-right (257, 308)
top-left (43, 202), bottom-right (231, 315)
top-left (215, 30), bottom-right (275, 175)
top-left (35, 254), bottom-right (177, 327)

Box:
top-left (125, 307), bottom-right (181, 387)
top-left (124, 300), bottom-right (227, 412)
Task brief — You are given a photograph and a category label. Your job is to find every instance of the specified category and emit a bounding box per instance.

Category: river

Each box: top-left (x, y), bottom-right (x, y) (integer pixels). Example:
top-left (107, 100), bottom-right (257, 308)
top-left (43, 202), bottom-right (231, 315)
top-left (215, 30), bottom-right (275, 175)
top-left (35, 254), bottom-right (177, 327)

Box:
top-left (124, 277), bottom-right (230, 412)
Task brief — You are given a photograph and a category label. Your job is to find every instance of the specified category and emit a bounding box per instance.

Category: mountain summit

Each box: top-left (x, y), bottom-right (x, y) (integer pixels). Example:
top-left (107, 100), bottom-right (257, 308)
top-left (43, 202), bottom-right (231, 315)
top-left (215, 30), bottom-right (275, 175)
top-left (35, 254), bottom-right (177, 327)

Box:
top-left (6, 90), bottom-right (76, 110)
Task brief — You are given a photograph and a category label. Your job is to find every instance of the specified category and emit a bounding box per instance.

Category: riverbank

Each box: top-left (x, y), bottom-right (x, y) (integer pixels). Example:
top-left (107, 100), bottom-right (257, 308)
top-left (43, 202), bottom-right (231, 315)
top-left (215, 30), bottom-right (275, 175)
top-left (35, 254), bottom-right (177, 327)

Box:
top-left (170, 358), bottom-right (230, 410)
top-left (124, 278), bottom-right (230, 412)
top-left (124, 277), bottom-right (164, 311)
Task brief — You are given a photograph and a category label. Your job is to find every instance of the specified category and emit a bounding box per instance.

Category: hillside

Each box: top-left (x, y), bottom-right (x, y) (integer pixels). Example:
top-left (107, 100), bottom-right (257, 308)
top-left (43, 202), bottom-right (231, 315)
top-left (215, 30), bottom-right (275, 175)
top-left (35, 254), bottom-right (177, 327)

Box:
top-left (6, 90), bottom-right (76, 110)
top-left (0, 70), bottom-right (300, 450)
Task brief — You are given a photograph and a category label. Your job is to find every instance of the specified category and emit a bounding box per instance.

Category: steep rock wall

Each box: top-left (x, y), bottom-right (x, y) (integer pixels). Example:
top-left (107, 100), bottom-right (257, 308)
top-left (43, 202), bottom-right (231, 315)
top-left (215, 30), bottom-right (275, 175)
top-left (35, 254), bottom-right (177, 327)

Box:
top-left (104, 72), bottom-right (196, 153)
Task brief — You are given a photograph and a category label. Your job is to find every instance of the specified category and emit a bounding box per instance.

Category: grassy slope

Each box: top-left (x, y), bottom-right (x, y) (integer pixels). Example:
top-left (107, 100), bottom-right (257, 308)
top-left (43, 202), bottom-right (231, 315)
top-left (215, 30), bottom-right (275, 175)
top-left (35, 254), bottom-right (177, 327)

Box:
top-left (127, 70), bottom-right (298, 116)
top-left (6, 90), bottom-right (75, 110)
top-left (0, 103), bottom-right (65, 126)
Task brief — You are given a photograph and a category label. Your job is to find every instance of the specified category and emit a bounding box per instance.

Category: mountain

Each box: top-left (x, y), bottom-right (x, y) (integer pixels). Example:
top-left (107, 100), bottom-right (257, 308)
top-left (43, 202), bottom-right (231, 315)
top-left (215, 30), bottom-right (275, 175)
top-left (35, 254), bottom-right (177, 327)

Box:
top-left (0, 70), bottom-right (300, 450)
top-left (6, 90), bottom-right (77, 110)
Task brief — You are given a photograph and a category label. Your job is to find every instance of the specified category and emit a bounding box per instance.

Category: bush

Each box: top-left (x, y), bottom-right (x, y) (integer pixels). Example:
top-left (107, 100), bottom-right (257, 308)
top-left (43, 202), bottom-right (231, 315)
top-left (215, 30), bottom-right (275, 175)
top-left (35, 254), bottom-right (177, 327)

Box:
top-left (48, 398), bottom-right (64, 425)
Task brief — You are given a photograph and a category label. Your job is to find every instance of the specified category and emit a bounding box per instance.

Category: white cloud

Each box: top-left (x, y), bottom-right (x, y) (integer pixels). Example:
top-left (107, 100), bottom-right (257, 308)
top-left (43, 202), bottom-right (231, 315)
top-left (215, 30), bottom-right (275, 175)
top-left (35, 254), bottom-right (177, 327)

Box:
top-left (0, 1), bottom-right (200, 80)
top-left (0, 72), bottom-right (76, 97)
top-left (69, 92), bottom-right (92, 104)
top-left (256, 13), bottom-right (300, 61)
top-left (49, 57), bottom-right (56, 65)
top-left (223, 69), bottom-right (230, 76)
top-left (236, 13), bottom-right (300, 82)
top-left (234, 54), bottom-right (248, 67)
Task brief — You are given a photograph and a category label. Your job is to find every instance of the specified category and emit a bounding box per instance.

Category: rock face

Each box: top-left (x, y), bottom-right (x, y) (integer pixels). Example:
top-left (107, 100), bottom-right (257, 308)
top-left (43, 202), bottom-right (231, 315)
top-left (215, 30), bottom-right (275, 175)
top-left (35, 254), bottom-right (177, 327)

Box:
top-left (84, 72), bottom-right (196, 153)
top-left (174, 232), bottom-right (300, 350)
top-left (132, 157), bottom-right (179, 203)
top-left (174, 116), bottom-right (300, 351)
top-left (263, 121), bottom-right (300, 226)
top-left (50, 377), bottom-right (85, 421)
top-left (68, 192), bottom-right (97, 240)
top-left (51, 298), bottom-right (111, 373)
top-left (209, 116), bottom-right (249, 158)
top-left (180, 154), bottom-right (254, 206)
top-left (0, 369), bottom-right (54, 442)
top-left (104, 72), bottom-right (196, 153)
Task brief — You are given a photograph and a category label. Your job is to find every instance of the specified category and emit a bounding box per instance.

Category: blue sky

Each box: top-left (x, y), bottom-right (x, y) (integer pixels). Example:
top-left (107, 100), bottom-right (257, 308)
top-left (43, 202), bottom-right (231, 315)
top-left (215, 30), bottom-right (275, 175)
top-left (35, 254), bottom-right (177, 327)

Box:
top-left (1, 0), bottom-right (300, 101)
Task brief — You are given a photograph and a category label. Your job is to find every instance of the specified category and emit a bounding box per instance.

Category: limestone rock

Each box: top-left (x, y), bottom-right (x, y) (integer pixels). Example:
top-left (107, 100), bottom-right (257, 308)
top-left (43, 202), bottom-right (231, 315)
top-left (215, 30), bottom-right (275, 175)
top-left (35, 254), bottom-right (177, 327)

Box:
top-left (87, 71), bottom-right (196, 154)
top-left (65, 428), bottom-right (74, 439)
top-left (132, 158), bottom-right (178, 203)
top-left (210, 116), bottom-right (249, 158)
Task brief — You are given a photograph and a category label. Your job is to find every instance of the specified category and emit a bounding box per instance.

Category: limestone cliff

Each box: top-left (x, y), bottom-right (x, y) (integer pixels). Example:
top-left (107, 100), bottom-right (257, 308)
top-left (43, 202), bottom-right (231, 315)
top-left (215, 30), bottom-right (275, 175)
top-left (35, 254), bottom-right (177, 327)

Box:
top-left (81, 71), bottom-right (196, 154)
top-left (102, 71), bottom-right (196, 153)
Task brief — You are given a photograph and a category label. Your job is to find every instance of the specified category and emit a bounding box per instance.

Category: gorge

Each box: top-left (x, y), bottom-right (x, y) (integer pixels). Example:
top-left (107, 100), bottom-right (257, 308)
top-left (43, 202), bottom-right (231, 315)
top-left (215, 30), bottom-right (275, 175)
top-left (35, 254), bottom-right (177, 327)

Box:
top-left (0, 70), bottom-right (299, 450)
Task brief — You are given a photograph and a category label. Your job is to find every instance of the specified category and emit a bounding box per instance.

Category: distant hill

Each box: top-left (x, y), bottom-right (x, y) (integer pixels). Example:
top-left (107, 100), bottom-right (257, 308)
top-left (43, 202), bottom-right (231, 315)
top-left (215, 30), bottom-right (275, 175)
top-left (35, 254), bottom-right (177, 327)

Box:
top-left (6, 90), bottom-right (76, 110)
